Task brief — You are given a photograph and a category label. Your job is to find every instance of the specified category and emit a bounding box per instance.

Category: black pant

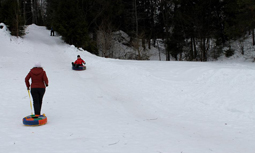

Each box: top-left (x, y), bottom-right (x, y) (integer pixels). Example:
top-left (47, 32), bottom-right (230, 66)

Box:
top-left (72, 62), bottom-right (82, 68)
top-left (51, 30), bottom-right (54, 36)
top-left (31, 88), bottom-right (45, 115)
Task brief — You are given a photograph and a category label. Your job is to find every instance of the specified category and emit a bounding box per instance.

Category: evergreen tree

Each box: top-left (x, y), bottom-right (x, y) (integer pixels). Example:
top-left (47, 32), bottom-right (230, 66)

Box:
top-left (45, 0), bottom-right (91, 52)
top-left (1, 0), bottom-right (254, 60)
top-left (0, 0), bottom-right (25, 37)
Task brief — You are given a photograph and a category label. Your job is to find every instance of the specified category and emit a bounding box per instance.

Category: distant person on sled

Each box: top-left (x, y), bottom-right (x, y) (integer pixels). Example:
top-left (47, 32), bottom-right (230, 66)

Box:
top-left (72, 55), bottom-right (86, 68)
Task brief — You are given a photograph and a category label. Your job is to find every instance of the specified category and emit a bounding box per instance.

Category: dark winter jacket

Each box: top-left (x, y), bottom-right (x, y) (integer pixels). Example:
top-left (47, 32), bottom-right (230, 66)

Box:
top-left (25, 67), bottom-right (49, 89)
top-left (74, 58), bottom-right (85, 65)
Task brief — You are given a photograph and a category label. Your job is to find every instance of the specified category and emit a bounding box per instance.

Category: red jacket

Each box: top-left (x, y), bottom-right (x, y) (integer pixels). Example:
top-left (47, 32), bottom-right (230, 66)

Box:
top-left (74, 58), bottom-right (85, 65)
top-left (25, 68), bottom-right (49, 89)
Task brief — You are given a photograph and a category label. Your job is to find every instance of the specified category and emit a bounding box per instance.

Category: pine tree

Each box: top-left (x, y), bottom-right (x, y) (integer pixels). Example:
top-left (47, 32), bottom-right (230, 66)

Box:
top-left (0, 0), bottom-right (25, 37)
top-left (45, 0), bottom-right (90, 50)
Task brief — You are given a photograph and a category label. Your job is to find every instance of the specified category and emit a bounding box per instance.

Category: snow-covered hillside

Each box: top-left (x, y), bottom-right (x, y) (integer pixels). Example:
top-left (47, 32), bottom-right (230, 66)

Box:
top-left (0, 23), bottom-right (255, 153)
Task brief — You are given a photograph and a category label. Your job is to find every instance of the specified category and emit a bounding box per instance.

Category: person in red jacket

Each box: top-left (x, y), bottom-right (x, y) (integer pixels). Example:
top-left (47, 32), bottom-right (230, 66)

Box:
top-left (25, 62), bottom-right (49, 115)
top-left (72, 55), bottom-right (86, 68)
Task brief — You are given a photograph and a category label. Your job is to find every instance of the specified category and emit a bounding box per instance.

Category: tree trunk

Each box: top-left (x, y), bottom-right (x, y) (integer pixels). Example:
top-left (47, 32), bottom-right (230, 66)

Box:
top-left (157, 40), bottom-right (161, 61)
top-left (201, 38), bottom-right (207, 61)
top-left (142, 38), bottom-right (145, 51)
top-left (15, 0), bottom-right (20, 37)
top-left (148, 38), bottom-right (151, 50)
top-left (252, 29), bottom-right (255, 46)
top-left (190, 37), bottom-right (194, 60)
top-left (134, 0), bottom-right (138, 37)
top-left (193, 38), bottom-right (197, 60)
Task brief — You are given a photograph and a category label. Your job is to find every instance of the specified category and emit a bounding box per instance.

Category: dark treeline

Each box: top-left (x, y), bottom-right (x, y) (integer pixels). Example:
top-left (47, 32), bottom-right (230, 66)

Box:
top-left (0, 0), bottom-right (255, 61)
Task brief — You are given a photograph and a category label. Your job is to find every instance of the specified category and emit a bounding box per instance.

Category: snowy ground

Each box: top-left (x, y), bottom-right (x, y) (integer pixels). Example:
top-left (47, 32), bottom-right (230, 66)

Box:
top-left (0, 24), bottom-right (255, 153)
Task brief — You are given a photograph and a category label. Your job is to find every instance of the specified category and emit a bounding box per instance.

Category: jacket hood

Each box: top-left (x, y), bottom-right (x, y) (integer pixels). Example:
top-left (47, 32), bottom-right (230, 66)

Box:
top-left (31, 67), bottom-right (44, 75)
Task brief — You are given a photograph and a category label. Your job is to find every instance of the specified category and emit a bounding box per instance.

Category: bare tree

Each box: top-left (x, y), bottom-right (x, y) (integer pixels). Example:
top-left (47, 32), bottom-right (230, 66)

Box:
top-left (97, 20), bottom-right (113, 58)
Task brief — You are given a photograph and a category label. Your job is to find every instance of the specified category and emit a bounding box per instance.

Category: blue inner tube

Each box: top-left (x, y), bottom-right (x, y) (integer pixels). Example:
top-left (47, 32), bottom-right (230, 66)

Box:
top-left (72, 65), bottom-right (86, 70)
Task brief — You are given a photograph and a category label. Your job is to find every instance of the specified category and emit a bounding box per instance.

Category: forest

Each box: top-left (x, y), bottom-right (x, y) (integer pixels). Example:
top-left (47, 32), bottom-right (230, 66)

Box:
top-left (0, 0), bottom-right (255, 61)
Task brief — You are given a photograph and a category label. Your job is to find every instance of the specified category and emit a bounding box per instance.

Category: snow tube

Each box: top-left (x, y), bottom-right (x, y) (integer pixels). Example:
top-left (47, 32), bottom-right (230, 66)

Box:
top-left (23, 114), bottom-right (47, 126)
top-left (72, 65), bottom-right (86, 71)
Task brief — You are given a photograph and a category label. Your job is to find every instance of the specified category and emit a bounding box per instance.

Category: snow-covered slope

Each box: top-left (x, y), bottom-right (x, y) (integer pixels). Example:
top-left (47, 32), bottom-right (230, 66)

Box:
top-left (0, 24), bottom-right (255, 153)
